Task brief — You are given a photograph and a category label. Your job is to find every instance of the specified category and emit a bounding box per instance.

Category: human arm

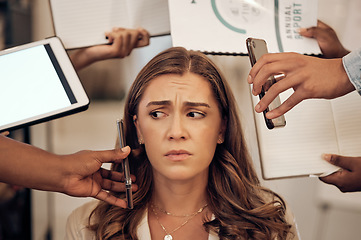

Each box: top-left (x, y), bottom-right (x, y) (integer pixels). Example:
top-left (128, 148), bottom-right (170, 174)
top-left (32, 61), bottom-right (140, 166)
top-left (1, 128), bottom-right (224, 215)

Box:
top-left (319, 154), bottom-right (361, 192)
top-left (248, 53), bottom-right (355, 119)
top-left (248, 20), bottom-right (357, 119)
top-left (70, 27), bottom-right (150, 71)
top-left (0, 134), bottom-right (136, 208)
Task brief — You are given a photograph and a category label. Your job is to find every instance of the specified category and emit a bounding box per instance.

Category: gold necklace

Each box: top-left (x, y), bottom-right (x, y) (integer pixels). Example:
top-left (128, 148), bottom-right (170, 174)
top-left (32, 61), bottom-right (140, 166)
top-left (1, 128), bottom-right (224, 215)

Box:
top-left (152, 202), bottom-right (208, 217)
top-left (150, 203), bottom-right (208, 240)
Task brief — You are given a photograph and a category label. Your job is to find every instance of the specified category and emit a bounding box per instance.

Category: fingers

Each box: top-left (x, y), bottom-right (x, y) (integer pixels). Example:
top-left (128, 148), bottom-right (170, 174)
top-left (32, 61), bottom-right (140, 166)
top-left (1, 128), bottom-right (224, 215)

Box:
top-left (94, 147), bottom-right (131, 165)
top-left (249, 52), bottom-right (301, 95)
top-left (319, 154), bottom-right (361, 192)
top-left (105, 27), bottom-right (150, 58)
top-left (96, 169), bottom-right (138, 208)
top-left (100, 178), bottom-right (139, 192)
top-left (100, 168), bottom-right (138, 192)
top-left (316, 20), bottom-right (331, 29)
top-left (319, 169), bottom-right (353, 192)
top-left (248, 52), bottom-right (280, 84)
top-left (121, 31), bottom-right (134, 56)
top-left (319, 168), bottom-right (360, 193)
top-left (136, 28), bottom-right (150, 47)
top-left (0, 131), bottom-right (9, 136)
top-left (249, 53), bottom-right (334, 118)
top-left (263, 91), bottom-right (304, 119)
top-left (298, 20), bottom-right (331, 39)
top-left (100, 168), bottom-right (123, 181)
top-left (100, 168), bottom-right (137, 185)
top-left (94, 190), bottom-right (127, 208)
top-left (298, 20), bottom-right (348, 59)
top-left (248, 53), bottom-right (307, 116)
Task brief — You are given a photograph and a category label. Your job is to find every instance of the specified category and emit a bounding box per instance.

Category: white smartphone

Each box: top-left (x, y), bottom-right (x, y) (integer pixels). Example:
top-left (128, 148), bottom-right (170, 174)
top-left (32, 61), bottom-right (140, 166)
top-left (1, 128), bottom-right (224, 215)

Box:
top-left (0, 37), bottom-right (89, 132)
top-left (246, 37), bottom-right (286, 129)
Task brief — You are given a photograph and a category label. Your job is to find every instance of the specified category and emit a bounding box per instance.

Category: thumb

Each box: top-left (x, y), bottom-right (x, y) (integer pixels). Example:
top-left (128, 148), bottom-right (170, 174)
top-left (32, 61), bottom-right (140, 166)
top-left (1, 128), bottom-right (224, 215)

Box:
top-left (322, 154), bottom-right (353, 171)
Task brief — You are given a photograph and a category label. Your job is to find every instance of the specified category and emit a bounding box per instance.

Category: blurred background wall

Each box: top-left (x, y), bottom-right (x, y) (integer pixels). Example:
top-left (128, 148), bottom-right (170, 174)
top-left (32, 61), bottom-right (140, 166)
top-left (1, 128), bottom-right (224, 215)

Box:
top-left (1, 0), bottom-right (361, 239)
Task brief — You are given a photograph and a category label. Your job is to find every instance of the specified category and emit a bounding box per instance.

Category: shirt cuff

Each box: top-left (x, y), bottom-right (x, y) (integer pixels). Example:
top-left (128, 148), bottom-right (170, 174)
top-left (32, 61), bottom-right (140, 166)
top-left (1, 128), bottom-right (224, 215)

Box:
top-left (342, 48), bottom-right (361, 95)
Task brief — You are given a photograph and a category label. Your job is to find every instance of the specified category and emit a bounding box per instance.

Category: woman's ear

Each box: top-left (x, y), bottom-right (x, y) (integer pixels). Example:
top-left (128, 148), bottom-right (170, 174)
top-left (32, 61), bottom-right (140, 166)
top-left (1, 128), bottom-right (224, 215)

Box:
top-left (133, 115), bottom-right (144, 144)
top-left (133, 115), bottom-right (138, 126)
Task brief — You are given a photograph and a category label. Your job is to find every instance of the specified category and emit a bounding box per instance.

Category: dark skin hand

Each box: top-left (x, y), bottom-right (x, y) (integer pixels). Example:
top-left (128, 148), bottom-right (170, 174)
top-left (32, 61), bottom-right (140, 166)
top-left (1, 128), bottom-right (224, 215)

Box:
top-left (320, 154), bottom-right (361, 193)
top-left (0, 132), bottom-right (138, 208)
top-left (299, 20), bottom-right (350, 59)
top-left (60, 147), bottom-right (138, 208)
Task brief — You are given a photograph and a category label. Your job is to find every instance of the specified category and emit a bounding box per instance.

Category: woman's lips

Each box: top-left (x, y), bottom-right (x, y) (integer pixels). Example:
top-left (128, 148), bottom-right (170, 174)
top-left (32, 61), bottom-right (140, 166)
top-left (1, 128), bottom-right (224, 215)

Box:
top-left (165, 150), bottom-right (191, 161)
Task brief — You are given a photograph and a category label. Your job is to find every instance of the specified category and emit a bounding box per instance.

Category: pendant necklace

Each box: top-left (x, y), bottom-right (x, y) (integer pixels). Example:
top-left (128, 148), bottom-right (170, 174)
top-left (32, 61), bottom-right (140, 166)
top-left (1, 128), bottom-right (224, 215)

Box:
top-left (151, 202), bottom-right (208, 240)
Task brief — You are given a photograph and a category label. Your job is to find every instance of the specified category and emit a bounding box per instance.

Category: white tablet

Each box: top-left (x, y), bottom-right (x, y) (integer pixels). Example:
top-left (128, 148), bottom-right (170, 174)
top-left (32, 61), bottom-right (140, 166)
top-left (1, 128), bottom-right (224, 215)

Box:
top-left (0, 37), bottom-right (89, 132)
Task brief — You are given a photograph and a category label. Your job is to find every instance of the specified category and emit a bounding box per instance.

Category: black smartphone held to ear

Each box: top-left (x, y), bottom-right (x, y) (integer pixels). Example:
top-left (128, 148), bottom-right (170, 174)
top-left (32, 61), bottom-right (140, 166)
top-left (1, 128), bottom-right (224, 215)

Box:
top-left (246, 38), bottom-right (286, 129)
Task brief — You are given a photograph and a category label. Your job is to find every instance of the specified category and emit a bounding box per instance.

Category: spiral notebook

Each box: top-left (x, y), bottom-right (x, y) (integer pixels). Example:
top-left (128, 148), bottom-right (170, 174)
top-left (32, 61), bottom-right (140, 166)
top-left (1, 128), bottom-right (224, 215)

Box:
top-left (49, 0), bottom-right (171, 49)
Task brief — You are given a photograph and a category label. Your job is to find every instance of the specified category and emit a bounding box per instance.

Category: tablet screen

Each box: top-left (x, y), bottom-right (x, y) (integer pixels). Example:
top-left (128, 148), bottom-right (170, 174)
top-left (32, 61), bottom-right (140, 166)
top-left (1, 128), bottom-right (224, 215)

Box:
top-left (0, 38), bottom-right (89, 131)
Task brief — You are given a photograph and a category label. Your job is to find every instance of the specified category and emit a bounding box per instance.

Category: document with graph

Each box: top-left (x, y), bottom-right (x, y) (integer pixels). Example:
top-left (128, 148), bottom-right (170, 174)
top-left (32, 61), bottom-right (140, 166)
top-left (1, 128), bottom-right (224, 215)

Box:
top-left (169, 0), bottom-right (321, 55)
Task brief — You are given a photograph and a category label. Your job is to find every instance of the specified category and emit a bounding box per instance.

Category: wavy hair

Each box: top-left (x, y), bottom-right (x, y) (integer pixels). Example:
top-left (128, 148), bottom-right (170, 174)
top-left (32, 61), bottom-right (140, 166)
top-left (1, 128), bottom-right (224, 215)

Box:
top-left (88, 47), bottom-right (292, 239)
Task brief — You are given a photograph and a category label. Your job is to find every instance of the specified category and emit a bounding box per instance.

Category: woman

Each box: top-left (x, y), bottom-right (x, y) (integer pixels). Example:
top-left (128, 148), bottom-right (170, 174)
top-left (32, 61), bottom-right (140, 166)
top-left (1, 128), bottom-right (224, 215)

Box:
top-left (65, 47), bottom-right (299, 239)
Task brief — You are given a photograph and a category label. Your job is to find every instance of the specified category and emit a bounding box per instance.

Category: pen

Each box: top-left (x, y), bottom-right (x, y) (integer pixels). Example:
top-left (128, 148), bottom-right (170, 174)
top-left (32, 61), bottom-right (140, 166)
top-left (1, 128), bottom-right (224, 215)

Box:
top-left (116, 119), bottom-right (133, 209)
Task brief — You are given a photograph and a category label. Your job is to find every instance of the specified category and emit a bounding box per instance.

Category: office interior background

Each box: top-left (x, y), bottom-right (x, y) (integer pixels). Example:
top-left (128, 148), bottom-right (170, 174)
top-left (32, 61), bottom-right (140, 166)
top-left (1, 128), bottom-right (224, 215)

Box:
top-left (0, 0), bottom-right (360, 239)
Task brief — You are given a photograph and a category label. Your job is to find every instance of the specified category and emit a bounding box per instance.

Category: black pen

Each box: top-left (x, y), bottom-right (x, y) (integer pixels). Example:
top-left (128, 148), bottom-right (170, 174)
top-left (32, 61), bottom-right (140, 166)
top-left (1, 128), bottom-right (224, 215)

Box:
top-left (116, 119), bottom-right (133, 209)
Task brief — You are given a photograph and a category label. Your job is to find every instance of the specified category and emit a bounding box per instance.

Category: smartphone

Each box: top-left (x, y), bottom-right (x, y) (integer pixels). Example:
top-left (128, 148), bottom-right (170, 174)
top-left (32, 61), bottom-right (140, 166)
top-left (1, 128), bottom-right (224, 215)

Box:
top-left (246, 38), bottom-right (286, 129)
top-left (116, 119), bottom-right (133, 209)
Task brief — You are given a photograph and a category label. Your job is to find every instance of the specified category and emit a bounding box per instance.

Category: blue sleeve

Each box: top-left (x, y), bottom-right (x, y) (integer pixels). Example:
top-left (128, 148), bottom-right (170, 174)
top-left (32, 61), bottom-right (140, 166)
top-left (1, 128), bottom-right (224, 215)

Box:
top-left (342, 48), bottom-right (361, 95)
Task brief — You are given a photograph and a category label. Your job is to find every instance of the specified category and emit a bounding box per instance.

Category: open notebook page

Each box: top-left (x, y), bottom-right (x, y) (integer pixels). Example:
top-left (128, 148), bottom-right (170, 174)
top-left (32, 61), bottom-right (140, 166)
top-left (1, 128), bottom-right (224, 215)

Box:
top-left (331, 91), bottom-right (361, 156)
top-left (315, 91), bottom-right (361, 211)
top-left (126, 0), bottom-right (170, 37)
top-left (50, 0), bottom-right (128, 49)
top-left (252, 89), bottom-right (339, 179)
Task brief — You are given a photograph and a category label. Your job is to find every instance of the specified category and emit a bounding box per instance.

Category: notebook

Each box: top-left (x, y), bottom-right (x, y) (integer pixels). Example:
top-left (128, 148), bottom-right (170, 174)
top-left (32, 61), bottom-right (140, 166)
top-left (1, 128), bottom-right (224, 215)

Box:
top-left (49, 0), bottom-right (171, 49)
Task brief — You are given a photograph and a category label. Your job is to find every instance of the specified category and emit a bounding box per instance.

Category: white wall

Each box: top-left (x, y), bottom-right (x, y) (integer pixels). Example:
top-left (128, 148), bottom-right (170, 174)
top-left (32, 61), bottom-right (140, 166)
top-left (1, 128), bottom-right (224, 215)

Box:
top-left (29, 1), bottom-right (361, 240)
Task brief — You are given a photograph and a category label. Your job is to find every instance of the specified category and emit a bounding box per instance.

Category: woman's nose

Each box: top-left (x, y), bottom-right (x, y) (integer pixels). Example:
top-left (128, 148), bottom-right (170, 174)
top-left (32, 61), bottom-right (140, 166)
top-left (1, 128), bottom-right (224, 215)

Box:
top-left (167, 114), bottom-right (187, 140)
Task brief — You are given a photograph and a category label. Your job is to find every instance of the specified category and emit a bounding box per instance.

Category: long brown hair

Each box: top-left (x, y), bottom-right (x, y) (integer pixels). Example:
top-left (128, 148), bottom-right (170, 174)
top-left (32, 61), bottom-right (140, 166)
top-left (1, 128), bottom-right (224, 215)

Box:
top-left (89, 47), bottom-right (292, 239)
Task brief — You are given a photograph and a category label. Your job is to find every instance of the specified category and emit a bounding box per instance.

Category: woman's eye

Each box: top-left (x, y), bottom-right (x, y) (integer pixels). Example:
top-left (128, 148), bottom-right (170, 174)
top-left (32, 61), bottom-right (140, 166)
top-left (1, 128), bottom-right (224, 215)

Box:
top-left (187, 111), bottom-right (205, 119)
top-left (150, 111), bottom-right (166, 119)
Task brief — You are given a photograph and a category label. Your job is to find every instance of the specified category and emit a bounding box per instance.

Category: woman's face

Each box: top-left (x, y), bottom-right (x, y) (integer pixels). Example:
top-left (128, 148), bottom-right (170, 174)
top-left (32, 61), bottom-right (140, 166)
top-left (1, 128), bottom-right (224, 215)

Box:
top-left (134, 72), bottom-right (225, 181)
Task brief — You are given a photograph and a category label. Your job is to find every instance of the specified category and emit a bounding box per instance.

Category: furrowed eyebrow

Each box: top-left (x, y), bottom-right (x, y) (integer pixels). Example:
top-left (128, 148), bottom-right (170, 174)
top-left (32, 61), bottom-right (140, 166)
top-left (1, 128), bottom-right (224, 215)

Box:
top-left (145, 100), bottom-right (210, 108)
top-left (184, 101), bottom-right (210, 108)
top-left (146, 100), bottom-right (171, 107)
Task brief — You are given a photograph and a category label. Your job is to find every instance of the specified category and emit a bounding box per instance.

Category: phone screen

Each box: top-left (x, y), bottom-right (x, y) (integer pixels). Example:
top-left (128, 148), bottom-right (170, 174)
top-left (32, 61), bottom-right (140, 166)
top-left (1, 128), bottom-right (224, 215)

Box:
top-left (246, 38), bottom-right (286, 129)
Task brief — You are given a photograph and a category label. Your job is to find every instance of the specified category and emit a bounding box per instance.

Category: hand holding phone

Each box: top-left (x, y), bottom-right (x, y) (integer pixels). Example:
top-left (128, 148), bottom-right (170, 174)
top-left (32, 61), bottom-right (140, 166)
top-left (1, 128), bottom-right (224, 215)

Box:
top-left (246, 38), bottom-right (286, 129)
